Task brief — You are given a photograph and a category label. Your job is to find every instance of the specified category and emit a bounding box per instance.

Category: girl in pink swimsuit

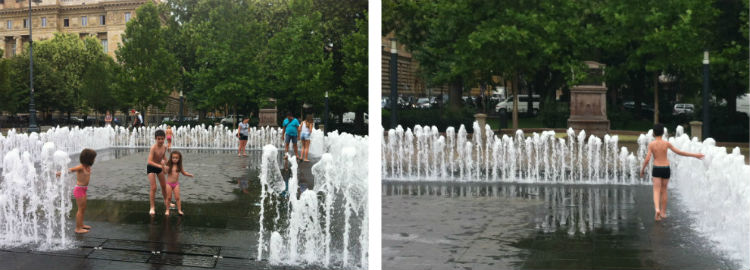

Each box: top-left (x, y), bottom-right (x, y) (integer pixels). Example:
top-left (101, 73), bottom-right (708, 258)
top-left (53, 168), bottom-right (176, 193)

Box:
top-left (164, 151), bottom-right (193, 216)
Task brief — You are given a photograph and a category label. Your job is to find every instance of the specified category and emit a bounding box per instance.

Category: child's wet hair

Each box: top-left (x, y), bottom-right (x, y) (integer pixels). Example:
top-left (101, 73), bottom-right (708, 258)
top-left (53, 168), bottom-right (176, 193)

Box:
top-left (653, 123), bottom-right (664, 136)
top-left (167, 151), bottom-right (183, 173)
top-left (155, 129), bottom-right (166, 138)
top-left (80, 148), bottom-right (97, 166)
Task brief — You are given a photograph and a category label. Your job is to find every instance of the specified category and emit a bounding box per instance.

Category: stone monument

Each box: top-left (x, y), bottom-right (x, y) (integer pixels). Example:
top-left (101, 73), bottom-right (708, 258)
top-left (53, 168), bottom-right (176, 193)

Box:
top-left (258, 98), bottom-right (278, 127)
top-left (568, 61), bottom-right (610, 138)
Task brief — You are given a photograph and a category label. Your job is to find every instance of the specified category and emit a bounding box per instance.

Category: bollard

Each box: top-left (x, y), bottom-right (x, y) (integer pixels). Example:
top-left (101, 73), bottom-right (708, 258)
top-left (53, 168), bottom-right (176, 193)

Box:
top-left (689, 121), bottom-right (702, 140)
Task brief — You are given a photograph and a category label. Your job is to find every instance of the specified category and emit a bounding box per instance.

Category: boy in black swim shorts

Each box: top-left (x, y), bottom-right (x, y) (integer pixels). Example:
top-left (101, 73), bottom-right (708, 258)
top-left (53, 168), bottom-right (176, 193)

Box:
top-left (640, 123), bottom-right (704, 221)
top-left (147, 129), bottom-right (169, 215)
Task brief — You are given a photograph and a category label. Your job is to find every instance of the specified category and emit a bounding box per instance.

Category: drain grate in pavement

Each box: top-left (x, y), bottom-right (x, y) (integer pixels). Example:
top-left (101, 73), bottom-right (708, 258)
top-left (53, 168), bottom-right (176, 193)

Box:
top-left (88, 248), bottom-right (152, 263)
top-left (165, 243), bottom-right (220, 256)
top-left (101, 239), bottom-right (163, 252)
top-left (31, 247), bottom-right (93, 258)
top-left (78, 237), bottom-right (107, 248)
top-left (148, 253), bottom-right (217, 268)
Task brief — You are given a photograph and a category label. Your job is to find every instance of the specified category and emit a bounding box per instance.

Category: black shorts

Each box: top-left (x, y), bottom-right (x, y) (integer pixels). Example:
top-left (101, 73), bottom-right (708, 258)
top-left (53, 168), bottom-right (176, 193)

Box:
top-left (239, 134), bottom-right (248, 141)
top-left (147, 165), bottom-right (163, 174)
top-left (652, 166), bottom-right (671, 179)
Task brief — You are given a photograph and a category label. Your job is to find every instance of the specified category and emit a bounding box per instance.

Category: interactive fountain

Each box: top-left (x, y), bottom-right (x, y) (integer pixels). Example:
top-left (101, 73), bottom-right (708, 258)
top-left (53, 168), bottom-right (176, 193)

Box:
top-left (0, 124), bottom-right (356, 269)
top-left (383, 122), bottom-right (750, 268)
top-left (258, 131), bottom-right (368, 269)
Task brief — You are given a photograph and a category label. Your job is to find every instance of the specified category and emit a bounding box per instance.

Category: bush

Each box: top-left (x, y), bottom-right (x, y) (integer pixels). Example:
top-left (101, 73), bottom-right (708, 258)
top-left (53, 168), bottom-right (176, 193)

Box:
top-left (382, 107), bottom-right (477, 132)
top-left (693, 105), bottom-right (749, 142)
top-left (539, 101), bottom-right (569, 128)
top-left (608, 108), bottom-right (634, 130)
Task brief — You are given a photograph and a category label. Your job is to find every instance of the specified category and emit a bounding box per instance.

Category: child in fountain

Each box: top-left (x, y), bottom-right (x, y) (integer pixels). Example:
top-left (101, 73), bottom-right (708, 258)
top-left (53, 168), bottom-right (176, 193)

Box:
top-left (164, 151), bottom-right (193, 216)
top-left (58, 148), bottom-right (97, 234)
top-left (640, 123), bottom-right (704, 221)
top-left (165, 126), bottom-right (173, 152)
top-left (147, 129), bottom-right (169, 215)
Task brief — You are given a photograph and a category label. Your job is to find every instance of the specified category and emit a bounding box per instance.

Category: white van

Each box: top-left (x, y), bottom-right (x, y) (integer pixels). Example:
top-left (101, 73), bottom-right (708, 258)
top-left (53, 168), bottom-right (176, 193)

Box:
top-left (495, 94), bottom-right (541, 114)
top-left (738, 93), bottom-right (750, 116)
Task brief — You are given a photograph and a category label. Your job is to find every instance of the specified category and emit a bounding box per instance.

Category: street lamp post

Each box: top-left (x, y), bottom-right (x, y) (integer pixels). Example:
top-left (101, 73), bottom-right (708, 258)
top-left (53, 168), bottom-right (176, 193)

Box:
top-left (702, 50), bottom-right (710, 138)
top-left (178, 90), bottom-right (184, 123)
top-left (324, 91), bottom-right (329, 132)
top-left (389, 38), bottom-right (398, 129)
top-left (28, 0), bottom-right (40, 133)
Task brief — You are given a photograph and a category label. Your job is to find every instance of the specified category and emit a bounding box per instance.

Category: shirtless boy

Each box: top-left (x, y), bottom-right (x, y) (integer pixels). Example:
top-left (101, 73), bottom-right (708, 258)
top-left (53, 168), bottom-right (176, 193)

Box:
top-left (640, 123), bottom-right (704, 221)
top-left (147, 130), bottom-right (169, 215)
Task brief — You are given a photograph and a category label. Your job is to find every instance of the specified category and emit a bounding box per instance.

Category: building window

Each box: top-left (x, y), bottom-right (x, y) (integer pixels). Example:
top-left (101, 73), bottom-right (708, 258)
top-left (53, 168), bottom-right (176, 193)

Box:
top-left (124, 12), bottom-right (131, 23)
top-left (81, 16), bottom-right (87, 27)
top-left (41, 17), bottom-right (47, 27)
top-left (64, 18), bottom-right (69, 27)
top-left (100, 15), bottom-right (106, 25)
top-left (101, 39), bottom-right (108, 53)
top-left (11, 43), bottom-right (16, 56)
top-left (6, 20), bottom-right (11, 30)
top-left (23, 19), bottom-right (27, 28)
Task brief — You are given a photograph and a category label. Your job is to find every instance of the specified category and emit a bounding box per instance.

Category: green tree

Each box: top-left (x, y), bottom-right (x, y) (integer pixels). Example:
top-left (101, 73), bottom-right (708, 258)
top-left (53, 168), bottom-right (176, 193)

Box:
top-left (186, 0), bottom-right (269, 124)
top-left (116, 1), bottom-right (180, 118)
top-left (267, 0), bottom-right (333, 116)
top-left (338, 13), bottom-right (368, 127)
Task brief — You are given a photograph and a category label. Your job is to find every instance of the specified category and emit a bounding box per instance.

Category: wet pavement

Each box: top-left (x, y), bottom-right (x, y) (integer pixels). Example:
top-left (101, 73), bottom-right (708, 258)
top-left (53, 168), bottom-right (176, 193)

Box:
top-left (383, 182), bottom-right (740, 270)
top-left (1, 148), bottom-right (324, 270)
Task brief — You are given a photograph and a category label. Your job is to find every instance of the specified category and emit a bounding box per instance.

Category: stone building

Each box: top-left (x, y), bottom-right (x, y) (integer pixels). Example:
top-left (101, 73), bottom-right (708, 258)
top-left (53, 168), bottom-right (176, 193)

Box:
top-left (381, 33), bottom-right (510, 101)
top-left (0, 0), bottom-right (149, 59)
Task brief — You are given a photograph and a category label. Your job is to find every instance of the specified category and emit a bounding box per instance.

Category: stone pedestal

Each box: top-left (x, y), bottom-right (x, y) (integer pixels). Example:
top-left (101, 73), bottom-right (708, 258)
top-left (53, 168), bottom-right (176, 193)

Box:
top-left (259, 109), bottom-right (277, 127)
top-left (568, 61), bottom-right (610, 138)
top-left (689, 121), bottom-right (702, 140)
top-left (474, 113), bottom-right (488, 141)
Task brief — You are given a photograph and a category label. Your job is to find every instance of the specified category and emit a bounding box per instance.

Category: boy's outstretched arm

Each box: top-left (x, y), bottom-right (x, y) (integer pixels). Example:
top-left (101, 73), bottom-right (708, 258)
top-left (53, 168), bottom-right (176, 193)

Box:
top-left (640, 146), bottom-right (652, 177)
top-left (667, 143), bottom-right (705, 159)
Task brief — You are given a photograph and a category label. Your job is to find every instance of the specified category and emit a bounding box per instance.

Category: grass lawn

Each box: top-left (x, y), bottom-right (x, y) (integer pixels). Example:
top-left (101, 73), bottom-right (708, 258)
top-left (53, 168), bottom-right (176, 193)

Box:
top-left (487, 117), bottom-right (545, 130)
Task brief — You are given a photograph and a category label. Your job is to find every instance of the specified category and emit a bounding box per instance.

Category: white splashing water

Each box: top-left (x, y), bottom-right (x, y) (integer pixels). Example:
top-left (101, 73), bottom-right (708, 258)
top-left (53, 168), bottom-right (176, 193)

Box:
top-left (0, 143), bottom-right (72, 250)
top-left (258, 131), bottom-right (367, 269)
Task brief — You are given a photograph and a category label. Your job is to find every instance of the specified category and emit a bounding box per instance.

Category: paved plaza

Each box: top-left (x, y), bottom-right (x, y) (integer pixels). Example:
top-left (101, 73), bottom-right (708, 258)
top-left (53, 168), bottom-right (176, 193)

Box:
top-left (0, 148), bottom-right (323, 270)
top-left (383, 182), bottom-right (739, 270)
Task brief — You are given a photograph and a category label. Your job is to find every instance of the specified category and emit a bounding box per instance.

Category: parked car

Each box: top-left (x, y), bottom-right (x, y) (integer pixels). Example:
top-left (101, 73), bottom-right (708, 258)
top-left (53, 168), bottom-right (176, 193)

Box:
top-left (495, 94), bottom-right (541, 114)
top-left (672, 103), bottom-right (695, 115)
top-left (69, 116), bottom-right (84, 123)
top-left (220, 115), bottom-right (244, 126)
top-left (416, 97), bottom-right (431, 109)
top-left (342, 112), bottom-right (369, 124)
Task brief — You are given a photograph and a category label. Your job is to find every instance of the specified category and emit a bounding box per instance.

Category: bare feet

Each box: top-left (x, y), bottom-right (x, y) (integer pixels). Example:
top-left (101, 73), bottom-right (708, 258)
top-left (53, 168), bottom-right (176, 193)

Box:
top-left (82, 225), bottom-right (92, 230)
top-left (303, 159), bottom-right (310, 162)
top-left (149, 208), bottom-right (155, 215)
top-left (178, 210), bottom-right (184, 216)
top-left (660, 210), bottom-right (667, 219)
top-left (164, 210), bottom-right (170, 216)
top-left (75, 228), bottom-right (89, 234)
top-left (654, 209), bottom-right (661, 221)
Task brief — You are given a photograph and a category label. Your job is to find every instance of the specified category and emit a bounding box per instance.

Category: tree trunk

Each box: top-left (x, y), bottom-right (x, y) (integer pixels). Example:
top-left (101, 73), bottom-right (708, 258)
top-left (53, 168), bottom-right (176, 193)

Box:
top-left (728, 86), bottom-right (737, 114)
top-left (449, 78), bottom-right (463, 110)
top-left (527, 78), bottom-right (534, 117)
top-left (512, 73), bottom-right (519, 129)
top-left (653, 73), bottom-right (659, 124)
top-left (633, 72), bottom-right (643, 119)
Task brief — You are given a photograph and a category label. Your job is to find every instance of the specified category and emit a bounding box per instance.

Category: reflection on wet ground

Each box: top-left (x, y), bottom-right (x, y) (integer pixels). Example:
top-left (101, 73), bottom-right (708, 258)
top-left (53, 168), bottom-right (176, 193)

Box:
top-left (383, 181), bottom-right (739, 270)
top-left (0, 148), bottom-right (324, 270)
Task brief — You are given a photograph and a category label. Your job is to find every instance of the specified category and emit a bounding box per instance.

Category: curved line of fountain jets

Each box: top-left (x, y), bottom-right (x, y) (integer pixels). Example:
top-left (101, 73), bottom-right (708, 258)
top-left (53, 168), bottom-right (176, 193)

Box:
top-left (384, 122), bottom-right (664, 184)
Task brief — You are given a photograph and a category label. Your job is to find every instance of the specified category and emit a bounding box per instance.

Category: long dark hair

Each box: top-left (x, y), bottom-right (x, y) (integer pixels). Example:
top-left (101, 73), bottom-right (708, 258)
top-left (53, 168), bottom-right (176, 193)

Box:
top-left (166, 151), bottom-right (183, 173)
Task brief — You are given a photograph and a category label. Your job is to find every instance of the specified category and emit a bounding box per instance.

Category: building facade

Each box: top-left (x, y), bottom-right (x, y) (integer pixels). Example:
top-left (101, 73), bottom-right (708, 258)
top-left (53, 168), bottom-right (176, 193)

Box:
top-left (0, 0), bottom-right (149, 59)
